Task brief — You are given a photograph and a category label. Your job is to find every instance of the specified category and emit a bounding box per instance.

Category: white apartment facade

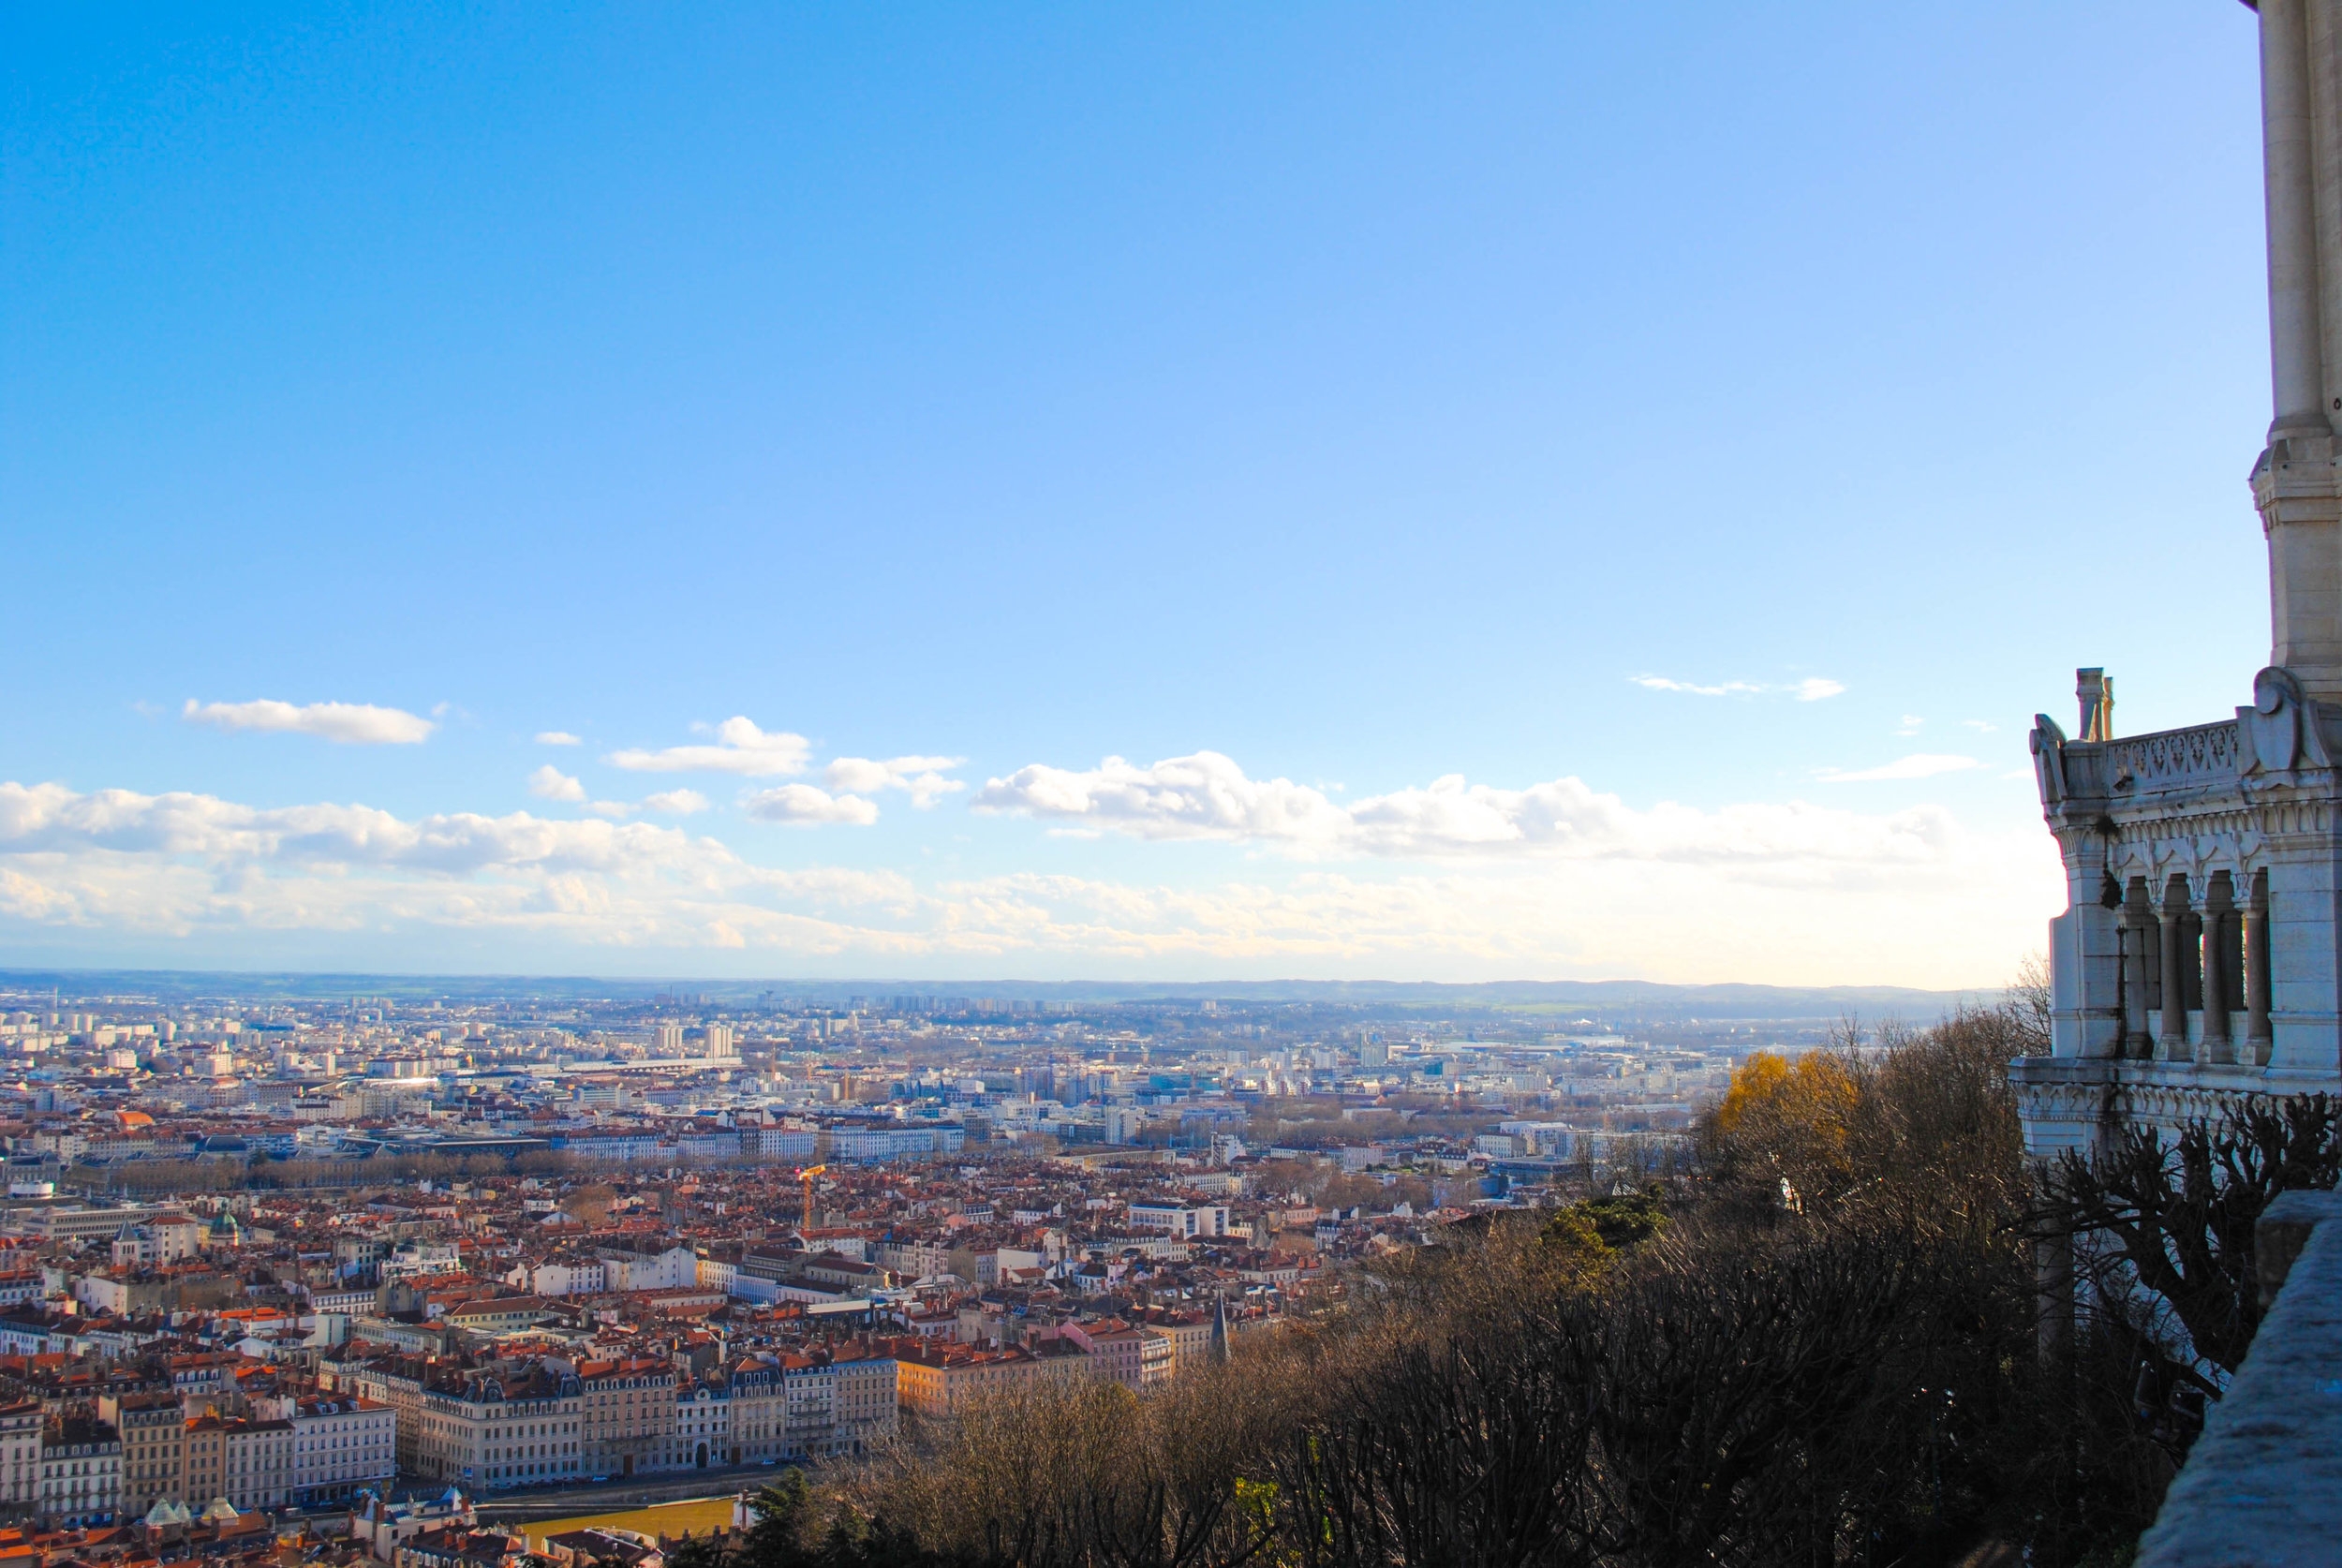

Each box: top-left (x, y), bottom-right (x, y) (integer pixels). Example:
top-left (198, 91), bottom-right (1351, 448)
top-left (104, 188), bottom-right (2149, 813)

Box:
top-left (674, 1380), bottom-right (728, 1471)
top-left (222, 1417), bottom-right (294, 1512)
top-left (833, 1354), bottom-right (897, 1453)
top-left (0, 1401), bottom-right (40, 1507)
top-left (289, 1396), bottom-right (394, 1506)
top-left (528, 1258), bottom-right (608, 1297)
top-left (37, 1418), bottom-right (120, 1527)
top-left (1125, 1205), bottom-right (1233, 1238)
top-left (594, 1243), bottom-right (698, 1293)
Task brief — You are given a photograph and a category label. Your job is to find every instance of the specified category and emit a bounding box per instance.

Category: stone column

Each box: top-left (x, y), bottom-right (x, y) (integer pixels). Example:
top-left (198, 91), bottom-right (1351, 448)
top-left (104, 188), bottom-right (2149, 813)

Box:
top-left (2246, 867), bottom-right (2275, 1066)
top-left (2258, 1), bottom-right (2342, 699)
top-left (2311, 0), bottom-right (2342, 423)
top-left (2266, 0), bottom-right (2330, 437)
top-left (2035, 1220), bottom-right (2074, 1366)
top-left (2122, 877), bottom-right (2157, 1059)
top-left (2161, 874), bottom-right (2190, 1055)
top-left (2205, 871), bottom-right (2240, 1066)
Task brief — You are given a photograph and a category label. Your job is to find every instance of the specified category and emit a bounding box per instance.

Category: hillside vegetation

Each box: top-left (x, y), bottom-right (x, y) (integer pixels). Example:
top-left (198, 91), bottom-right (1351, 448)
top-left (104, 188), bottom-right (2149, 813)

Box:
top-left (677, 987), bottom-right (2329, 1568)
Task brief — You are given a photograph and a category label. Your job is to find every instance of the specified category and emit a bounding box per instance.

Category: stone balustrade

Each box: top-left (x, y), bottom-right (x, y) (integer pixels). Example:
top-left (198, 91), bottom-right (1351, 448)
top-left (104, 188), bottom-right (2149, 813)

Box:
top-left (2104, 719), bottom-right (2244, 795)
top-left (2135, 1189), bottom-right (2342, 1564)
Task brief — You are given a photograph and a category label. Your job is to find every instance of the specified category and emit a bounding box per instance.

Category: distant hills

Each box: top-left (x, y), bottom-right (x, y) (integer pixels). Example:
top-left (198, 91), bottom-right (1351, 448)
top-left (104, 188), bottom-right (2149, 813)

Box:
top-left (0, 968), bottom-right (1982, 1023)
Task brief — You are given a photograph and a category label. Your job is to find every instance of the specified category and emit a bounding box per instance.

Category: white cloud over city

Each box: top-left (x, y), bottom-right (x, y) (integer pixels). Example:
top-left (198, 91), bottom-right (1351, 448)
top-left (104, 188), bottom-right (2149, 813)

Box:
top-left (606, 717), bottom-right (811, 777)
top-left (1816, 754), bottom-right (1981, 784)
top-left (182, 698), bottom-right (436, 745)
top-left (743, 784), bottom-right (882, 827)
top-left (0, 768), bottom-right (2060, 987)
top-left (1630, 674), bottom-right (1845, 702)
top-left (526, 765), bottom-right (586, 802)
top-left (581, 725), bottom-right (968, 826)
top-left (823, 755), bottom-right (968, 808)
top-left (971, 750), bottom-right (1964, 866)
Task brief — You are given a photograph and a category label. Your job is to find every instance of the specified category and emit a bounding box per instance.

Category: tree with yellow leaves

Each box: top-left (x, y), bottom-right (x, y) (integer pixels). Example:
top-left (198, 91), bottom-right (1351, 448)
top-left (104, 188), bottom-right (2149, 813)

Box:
top-left (1705, 1046), bottom-right (1861, 1211)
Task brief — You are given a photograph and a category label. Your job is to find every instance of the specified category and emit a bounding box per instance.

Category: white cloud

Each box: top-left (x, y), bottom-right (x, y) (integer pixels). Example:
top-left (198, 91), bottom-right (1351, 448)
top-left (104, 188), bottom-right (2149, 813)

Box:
top-left (535, 732), bottom-right (583, 747)
top-left (1632, 675), bottom-right (1845, 703)
top-left (974, 752), bottom-right (1353, 848)
top-left (1631, 675), bottom-right (1762, 698)
top-left (1963, 719), bottom-right (1999, 733)
top-left (607, 717), bottom-right (811, 777)
top-left (582, 791), bottom-right (706, 820)
top-left (0, 777), bottom-right (2061, 987)
top-left (742, 784), bottom-right (880, 826)
top-left (526, 766), bottom-right (586, 803)
top-left (823, 756), bottom-right (967, 808)
top-left (0, 780), bottom-right (708, 879)
top-left (182, 699), bottom-right (434, 746)
top-left (1816, 754), bottom-right (1981, 784)
top-left (973, 750), bottom-right (1973, 865)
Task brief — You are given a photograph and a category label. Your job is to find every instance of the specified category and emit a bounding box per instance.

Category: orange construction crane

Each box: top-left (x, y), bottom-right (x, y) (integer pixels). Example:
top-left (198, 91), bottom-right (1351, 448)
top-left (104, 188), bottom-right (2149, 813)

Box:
top-left (794, 1164), bottom-right (828, 1231)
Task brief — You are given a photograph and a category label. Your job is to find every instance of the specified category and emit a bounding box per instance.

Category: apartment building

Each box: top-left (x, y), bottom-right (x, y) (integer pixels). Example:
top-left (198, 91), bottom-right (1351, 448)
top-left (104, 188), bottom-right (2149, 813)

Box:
top-left (1066, 1321), bottom-right (1173, 1390)
top-left (592, 1242), bottom-right (697, 1293)
top-left (183, 1412), bottom-right (227, 1506)
top-left (336, 1361), bottom-right (427, 1476)
top-left (0, 1401), bottom-right (40, 1508)
top-left (37, 1414), bottom-right (120, 1527)
top-left (893, 1343), bottom-right (1049, 1421)
top-left (101, 1392), bottom-right (184, 1516)
top-left (407, 1364), bottom-right (584, 1490)
top-left (289, 1396), bottom-right (394, 1507)
top-left (674, 1379), bottom-right (727, 1471)
top-left (168, 1353), bottom-right (239, 1409)
top-left (755, 1128), bottom-right (816, 1160)
top-left (527, 1258), bottom-right (606, 1297)
top-left (833, 1353), bottom-right (897, 1454)
top-left (831, 1127), bottom-right (962, 1163)
top-left (1134, 1309), bottom-right (1216, 1375)
top-left (222, 1417), bottom-right (294, 1512)
top-left (576, 1356), bottom-right (674, 1479)
top-left (779, 1359), bottom-right (837, 1459)
top-left (724, 1361), bottom-right (779, 1465)
top-left (876, 1240), bottom-right (953, 1280)
top-left (1125, 1205), bottom-right (1233, 1239)
top-left (108, 1214), bottom-right (201, 1267)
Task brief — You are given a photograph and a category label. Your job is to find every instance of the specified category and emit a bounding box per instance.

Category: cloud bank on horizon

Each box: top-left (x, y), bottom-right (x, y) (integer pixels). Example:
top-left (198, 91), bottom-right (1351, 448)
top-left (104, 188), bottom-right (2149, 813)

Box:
top-left (0, 745), bottom-right (2062, 987)
top-left (971, 750), bottom-right (1964, 865)
top-left (2, 699), bottom-right (2061, 987)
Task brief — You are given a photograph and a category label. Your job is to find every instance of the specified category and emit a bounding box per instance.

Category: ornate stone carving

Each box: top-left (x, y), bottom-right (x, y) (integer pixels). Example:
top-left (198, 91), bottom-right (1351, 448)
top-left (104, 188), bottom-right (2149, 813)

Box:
top-left (2106, 720), bottom-right (2241, 795)
top-left (2030, 714), bottom-right (2068, 806)
top-left (2237, 666), bottom-right (2336, 776)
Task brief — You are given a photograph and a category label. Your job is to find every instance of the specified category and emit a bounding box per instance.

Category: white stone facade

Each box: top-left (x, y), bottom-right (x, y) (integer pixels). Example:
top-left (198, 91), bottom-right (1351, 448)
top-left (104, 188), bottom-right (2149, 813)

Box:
top-left (0, 1402), bottom-right (41, 1507)
top-left (2013, 0), bottom-right (2342, 1166)
top-left (289, 1396), bottom-right (394, 1507)
top-left (37, 1420), bottom-right (120, 1527)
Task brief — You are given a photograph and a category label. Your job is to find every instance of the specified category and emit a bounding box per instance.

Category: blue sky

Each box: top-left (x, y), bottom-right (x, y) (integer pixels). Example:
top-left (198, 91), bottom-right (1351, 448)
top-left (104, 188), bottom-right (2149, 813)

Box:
top-left (0, 2), bottom-right (2275, 984)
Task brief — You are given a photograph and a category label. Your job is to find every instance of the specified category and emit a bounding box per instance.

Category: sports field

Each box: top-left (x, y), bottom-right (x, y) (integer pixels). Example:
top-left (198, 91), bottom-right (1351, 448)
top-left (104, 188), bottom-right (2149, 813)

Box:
top-left (522, 1495), bottom-right (738, 1551)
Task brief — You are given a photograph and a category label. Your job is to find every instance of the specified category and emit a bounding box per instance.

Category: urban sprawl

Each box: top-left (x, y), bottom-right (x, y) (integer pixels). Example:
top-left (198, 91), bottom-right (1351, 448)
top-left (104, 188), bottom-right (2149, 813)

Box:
top-left (0, 984), bottom-right (1823, 1565)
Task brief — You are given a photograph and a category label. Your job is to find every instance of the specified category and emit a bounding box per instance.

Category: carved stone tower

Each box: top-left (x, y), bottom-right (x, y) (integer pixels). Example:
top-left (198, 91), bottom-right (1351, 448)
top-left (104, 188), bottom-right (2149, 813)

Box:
top-left (2012, 0), bottom-right (2342, 1165)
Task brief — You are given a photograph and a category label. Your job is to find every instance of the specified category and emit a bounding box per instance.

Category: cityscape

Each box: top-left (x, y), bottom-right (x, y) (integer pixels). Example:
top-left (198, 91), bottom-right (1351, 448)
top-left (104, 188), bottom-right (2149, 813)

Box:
top-left (0, 975), bottom-right (1871, 1531)
top-left (8, 2), bottom-right (2333, 1563)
